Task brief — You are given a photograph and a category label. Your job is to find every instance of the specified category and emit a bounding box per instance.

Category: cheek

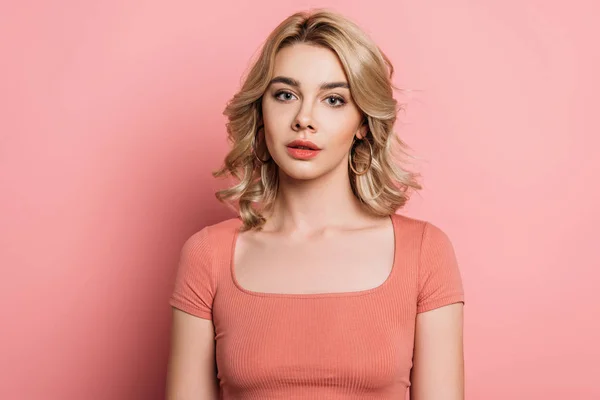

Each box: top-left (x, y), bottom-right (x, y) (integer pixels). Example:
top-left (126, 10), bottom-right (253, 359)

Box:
top-left (262, 105), bottom-right (291, 140)
top-left (264, 131), bottom-right (277, 153)
top-left (327, 121), bottom-right (358, 152)
top-left (335, 136), bottom-right (355, 161)
top-left (263, 116), bottom-right (284, 145)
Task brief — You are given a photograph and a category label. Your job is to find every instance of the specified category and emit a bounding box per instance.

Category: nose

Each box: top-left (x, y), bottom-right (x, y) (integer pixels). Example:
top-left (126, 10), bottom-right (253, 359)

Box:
top-left (292, 103), bottom-right (316, 133)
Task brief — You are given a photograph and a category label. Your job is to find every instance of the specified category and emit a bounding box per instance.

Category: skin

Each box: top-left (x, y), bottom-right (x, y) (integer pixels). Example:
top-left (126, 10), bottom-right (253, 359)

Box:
top-left (166, 43), bottom-right (464, 400)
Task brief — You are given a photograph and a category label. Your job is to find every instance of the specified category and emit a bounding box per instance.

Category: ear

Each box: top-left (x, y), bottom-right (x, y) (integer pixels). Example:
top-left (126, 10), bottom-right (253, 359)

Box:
top-left (356, 120), bottom-right (368, 140)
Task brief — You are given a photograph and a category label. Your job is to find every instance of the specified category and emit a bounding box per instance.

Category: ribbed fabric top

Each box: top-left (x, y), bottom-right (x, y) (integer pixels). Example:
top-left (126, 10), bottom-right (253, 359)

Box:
top-left (169, 213), bottom-right (465, 399)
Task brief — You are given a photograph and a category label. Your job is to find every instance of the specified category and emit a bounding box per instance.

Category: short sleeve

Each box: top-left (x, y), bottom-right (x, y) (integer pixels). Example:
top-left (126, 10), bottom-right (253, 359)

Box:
top-left (416, 222), bottom-right (465, 313)
top-left (169, 227), bottom-right (216, 320)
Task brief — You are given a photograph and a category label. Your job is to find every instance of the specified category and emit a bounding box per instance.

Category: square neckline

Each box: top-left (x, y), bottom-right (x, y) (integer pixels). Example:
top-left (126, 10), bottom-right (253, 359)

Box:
top-left (228, 214), bottom-right (400, 299)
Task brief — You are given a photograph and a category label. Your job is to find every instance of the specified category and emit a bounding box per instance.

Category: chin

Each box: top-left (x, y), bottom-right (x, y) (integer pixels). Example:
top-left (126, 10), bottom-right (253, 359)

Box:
top-left (276, 160), bottom-right (327, 181)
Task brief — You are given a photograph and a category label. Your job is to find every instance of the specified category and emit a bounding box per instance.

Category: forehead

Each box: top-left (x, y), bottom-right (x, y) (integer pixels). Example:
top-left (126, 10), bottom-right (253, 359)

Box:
top-left (272, 43), bottom-right (348, 85)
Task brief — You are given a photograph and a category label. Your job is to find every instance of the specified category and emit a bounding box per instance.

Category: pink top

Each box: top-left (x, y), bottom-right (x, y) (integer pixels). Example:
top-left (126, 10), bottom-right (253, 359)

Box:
top-left (169, 213), bottom-right (465, 399)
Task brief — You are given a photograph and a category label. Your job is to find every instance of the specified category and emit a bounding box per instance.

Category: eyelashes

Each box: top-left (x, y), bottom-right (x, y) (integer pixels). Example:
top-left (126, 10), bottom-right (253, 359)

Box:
top-left (325, 95), bottom-right (346, 107)
top-left (274, 91), bottom-right (296, 102)
top-left (273, 90), bottom-right (347, 108)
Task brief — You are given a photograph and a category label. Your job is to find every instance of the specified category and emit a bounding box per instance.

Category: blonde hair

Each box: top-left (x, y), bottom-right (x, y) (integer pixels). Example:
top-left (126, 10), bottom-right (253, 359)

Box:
top-left (214, 8), bottom-right (422, 231)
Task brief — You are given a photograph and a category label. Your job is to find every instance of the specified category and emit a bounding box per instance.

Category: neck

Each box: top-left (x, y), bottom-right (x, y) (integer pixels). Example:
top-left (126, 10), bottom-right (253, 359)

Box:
top-left (264, 162), bottom-right (368, 234)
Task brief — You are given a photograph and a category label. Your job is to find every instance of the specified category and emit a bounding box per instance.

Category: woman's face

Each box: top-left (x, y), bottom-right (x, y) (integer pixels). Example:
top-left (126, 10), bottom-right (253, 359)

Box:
top-left (261, 43), bottom-right (367, 181)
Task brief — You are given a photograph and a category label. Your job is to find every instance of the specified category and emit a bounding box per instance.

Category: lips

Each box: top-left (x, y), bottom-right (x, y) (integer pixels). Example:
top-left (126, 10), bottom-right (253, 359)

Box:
top-left (285, 140), bottom-right (321, 160)
top-left (286, 140), bottom-right (321, 150)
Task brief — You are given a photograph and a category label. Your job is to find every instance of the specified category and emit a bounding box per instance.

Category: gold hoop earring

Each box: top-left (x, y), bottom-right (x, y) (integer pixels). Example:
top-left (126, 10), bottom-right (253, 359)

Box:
top-left (349, 137), bottom-right (373, 176)
top-left (252, 125), bottom-right (271, 164)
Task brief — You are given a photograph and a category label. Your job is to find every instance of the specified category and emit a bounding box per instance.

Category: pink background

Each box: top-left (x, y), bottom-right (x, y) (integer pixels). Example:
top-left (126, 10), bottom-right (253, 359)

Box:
top-left (1, 1), bottom-right (598, 399)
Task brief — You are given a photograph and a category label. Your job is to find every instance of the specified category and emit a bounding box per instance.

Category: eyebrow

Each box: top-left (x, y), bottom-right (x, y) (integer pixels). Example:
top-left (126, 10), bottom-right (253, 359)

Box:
top-left (269, 76), bottom-right (350, 90)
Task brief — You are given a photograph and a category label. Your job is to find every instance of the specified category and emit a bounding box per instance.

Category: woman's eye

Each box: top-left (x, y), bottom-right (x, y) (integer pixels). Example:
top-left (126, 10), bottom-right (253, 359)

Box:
top-left (326, 96), bottom-right (346, 107)
top-left (275, 91), bottom-right (296, 101)
top-left (274, 91), bottom-right (345, 107)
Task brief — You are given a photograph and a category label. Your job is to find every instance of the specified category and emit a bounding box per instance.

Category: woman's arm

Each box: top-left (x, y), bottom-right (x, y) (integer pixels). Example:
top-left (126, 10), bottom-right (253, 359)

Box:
top-left (165, 308), bottom-right (219, 400)
top-left (410, 302), bottom-right (465, 400)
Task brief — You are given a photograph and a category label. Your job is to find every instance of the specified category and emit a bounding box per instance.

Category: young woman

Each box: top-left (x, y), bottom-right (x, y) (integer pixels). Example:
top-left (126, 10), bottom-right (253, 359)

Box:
top-left (166, 9), bottom-right (465, 400)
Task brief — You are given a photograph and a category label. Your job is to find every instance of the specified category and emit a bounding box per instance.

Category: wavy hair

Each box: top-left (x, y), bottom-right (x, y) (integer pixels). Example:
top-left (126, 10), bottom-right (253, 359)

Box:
top-left (214, 9), bottom-right (422, 231)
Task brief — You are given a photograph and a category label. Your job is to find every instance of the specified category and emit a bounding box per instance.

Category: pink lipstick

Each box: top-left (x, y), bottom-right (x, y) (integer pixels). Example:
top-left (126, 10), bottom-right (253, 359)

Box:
top-left (286, 140), bottom-right (321, 160)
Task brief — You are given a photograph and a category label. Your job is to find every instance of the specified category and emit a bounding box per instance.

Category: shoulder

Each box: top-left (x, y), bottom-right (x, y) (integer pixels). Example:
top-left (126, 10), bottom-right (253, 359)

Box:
top-left (390, 213), bottom-right (455, 258)
top-left (181, 217), bottom-right (242, 257)
top-left (174, 217), bottom-right (241, 289)
top-left (185, 217), bottom-right (242, 242)
top-left (171, 218), bottom-right (241, 318)
top-left (390, 213), bottom-right (449, 239)
top-left (205, 217), bottom-right (243, 238)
